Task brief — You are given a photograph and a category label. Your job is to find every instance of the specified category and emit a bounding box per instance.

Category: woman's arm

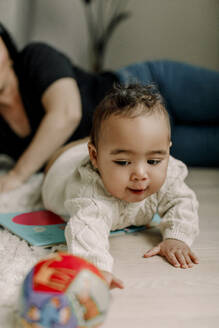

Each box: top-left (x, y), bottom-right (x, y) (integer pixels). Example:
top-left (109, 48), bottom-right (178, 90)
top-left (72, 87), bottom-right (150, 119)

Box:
top-left (0, 78), bottom-right (82, 192)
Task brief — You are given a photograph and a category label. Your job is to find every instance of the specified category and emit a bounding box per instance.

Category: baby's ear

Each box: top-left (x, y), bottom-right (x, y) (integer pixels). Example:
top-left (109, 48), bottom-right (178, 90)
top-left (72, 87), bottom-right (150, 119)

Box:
top-left (88, 142), bottom-right (98, 169)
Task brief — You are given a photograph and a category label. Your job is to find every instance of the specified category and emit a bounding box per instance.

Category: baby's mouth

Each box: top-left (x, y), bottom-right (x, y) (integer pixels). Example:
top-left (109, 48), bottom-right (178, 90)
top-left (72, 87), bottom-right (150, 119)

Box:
top-left (128, 187), bottom-right (148, 194)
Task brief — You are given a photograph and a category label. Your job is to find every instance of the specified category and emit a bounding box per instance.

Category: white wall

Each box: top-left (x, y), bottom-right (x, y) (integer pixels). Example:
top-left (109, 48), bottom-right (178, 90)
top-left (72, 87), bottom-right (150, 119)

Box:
top-left (29, 0), bottom-right (90, 69)
top-left (1, 0), bottom-right (218, 71)
top-left (105, 0), bottom-right (219, 70)
top-left (0, 0), bottom-right (34, 46)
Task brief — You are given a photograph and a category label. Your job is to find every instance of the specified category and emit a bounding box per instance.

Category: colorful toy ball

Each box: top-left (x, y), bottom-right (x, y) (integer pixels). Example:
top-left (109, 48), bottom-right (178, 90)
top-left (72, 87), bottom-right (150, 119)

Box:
top-left (18, 252), bottom-right (110, 328)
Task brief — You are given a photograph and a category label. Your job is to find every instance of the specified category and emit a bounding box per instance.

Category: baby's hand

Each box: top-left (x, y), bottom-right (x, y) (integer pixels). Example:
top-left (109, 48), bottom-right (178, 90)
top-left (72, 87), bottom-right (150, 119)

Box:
top-left (100, 270), bottom-right (124, 289)
top-left (143, 239), bottom-right (199, 269)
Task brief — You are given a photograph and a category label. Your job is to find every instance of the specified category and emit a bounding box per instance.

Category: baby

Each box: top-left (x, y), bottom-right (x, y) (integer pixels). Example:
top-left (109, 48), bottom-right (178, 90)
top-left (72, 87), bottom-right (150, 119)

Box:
top-left (42, 83), bottom-right (199, 289)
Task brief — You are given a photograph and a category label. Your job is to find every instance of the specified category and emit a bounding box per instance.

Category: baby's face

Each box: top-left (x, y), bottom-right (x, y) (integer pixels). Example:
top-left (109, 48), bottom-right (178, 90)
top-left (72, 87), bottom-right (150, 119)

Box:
top-left (89, 113), bottom-right (171, 203)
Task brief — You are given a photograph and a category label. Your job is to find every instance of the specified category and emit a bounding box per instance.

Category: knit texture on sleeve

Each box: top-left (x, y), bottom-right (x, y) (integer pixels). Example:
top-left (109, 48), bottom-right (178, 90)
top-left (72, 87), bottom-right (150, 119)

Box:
top-left (64, 197), bottom-right (114, 272)
top-left (157, 156), bottom-right (199, 246)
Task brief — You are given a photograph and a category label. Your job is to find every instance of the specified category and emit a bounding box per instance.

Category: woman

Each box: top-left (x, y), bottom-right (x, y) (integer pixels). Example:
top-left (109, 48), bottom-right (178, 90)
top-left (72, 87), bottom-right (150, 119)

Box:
top-left (0, 23), bottom-right (118, 192)
top-left (0, 22), bottom-right (218, 192)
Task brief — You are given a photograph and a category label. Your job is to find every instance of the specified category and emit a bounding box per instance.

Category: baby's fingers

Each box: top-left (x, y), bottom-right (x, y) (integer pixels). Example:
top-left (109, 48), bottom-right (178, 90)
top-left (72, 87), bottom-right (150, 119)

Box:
top-left (165, 252), bottom-right (181, 268)
top-left (183, 252), bottom-right (194, 268)
top-left (175, 250), bottom-right (189, 269)
top-left (189, 251), bottom-right (199, 264)
top-left (143, 245), bottom-right (161, 258)
top-left (110, 277), bottom-right (124, 290)
top-left (172, 251), bottom-right (199, 269)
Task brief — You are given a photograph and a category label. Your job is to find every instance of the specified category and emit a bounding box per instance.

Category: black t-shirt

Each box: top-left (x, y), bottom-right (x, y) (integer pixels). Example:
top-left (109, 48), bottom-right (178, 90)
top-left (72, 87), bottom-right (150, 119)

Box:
top-left (0, 42), bottom-right (118, 160)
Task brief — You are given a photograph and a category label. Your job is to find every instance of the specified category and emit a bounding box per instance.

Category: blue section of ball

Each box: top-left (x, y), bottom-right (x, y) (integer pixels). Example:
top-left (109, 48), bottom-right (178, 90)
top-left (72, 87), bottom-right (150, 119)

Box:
top-left (20, 269), bottom-right (78, 327)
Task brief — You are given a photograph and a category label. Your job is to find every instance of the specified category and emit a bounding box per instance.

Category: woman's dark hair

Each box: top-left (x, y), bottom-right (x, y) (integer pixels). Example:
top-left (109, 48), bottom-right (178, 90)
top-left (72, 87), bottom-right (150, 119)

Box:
top-left (0, 22), bottom-right (18, 61)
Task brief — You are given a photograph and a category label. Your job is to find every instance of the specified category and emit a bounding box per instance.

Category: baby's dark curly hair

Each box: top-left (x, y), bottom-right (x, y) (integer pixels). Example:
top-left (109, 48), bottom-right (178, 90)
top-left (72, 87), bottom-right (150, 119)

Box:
top-left (90, 83), bottom-right (170, 147)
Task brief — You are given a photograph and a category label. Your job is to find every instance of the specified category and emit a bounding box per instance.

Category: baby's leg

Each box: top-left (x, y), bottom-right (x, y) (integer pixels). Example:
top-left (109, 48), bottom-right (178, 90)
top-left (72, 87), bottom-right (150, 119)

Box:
top-left (42, 138), bottom-right (89, 216)
top-left (44, 137), bottom-right (90, 174)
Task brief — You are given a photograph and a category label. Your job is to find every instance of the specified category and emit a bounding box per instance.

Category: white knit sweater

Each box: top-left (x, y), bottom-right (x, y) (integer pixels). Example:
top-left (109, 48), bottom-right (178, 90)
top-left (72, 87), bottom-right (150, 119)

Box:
top-left (42, 143), bottom-right (199, 272)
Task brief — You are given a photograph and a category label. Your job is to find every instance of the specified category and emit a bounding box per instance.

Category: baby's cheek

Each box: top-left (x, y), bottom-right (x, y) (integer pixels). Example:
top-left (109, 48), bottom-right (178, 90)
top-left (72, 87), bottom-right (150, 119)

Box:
top-left (106, 175), bottom-right (126, 198)
top-left (107, 181), bottom-right (124, 197)
top-left (150, 174), bottom-right (166, 193)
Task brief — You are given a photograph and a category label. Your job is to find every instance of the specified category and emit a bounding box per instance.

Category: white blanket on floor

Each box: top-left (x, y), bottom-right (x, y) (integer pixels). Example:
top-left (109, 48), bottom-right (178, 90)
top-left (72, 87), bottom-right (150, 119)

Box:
top-left (0, 155), bottom-right (66, 327)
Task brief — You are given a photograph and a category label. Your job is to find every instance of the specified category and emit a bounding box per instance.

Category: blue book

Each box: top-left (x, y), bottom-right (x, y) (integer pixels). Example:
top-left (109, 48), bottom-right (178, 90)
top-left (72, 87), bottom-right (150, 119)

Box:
top-left (0, 210), bottom-right (160, 247)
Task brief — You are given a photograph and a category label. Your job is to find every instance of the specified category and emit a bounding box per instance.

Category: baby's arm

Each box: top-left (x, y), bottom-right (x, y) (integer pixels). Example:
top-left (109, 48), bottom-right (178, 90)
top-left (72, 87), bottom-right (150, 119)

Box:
top-left (64, 197), bottom-right (124, 288)
top-left (144, 159), bottom-right (199, 269)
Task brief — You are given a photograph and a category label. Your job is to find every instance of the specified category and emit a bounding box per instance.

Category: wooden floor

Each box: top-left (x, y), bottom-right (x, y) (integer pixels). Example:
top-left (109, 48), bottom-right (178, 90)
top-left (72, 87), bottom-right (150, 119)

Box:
top-left (103, 168), bottom-right (219, 328)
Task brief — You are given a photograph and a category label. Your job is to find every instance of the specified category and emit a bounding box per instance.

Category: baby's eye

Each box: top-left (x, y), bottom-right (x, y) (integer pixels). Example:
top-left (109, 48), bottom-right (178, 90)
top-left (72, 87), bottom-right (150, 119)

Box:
top-left (147, 159), bottom-right (161, 165)
top-left (114, 160), bottom-right (130, 166)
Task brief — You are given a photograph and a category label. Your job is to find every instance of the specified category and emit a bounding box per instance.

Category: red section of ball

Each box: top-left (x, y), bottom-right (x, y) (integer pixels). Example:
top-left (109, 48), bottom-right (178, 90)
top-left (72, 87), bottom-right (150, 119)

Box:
top-left (12, 210), bottom-right (65, 225)
top-left (33, 252), bottom-right (104, 293)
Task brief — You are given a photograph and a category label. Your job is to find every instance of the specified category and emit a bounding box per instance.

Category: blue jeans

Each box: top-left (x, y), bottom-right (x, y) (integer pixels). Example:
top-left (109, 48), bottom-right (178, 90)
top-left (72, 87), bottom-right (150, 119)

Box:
top-left (115, 60), bottom-right (219, 166)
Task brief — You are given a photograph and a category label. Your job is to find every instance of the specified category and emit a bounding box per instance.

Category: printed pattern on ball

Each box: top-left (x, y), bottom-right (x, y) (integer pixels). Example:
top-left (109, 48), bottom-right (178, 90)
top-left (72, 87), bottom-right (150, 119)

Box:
top-left (18, 252), bottom-right (110, 328)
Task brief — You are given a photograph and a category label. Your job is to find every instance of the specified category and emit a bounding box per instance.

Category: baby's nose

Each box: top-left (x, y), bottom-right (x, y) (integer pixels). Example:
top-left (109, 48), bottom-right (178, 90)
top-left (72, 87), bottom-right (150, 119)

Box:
top-left (131, 164), bottom-right (148, 180)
